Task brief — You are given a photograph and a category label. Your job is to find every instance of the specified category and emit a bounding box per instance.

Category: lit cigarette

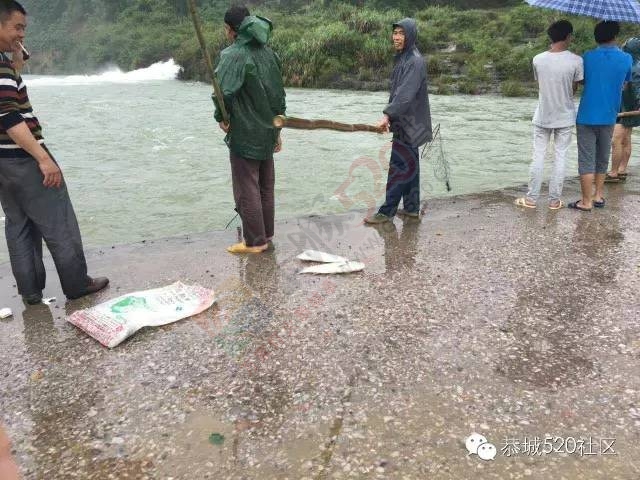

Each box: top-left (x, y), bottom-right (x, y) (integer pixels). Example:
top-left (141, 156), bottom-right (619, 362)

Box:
top-left (17, 41), bottom-right (29, 60)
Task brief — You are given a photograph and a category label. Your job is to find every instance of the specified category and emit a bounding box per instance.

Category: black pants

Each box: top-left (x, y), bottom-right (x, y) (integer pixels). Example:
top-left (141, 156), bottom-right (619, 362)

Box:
top-left (230, 153), bottom-right (275, 247)
top-left (378, 140), bottom-right (420, 217)
top-left (0, 156), bottom-right (89, 298)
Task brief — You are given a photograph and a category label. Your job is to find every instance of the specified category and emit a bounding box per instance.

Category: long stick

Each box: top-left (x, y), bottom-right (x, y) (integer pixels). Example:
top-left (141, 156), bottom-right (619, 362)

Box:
top-left (273, 115), bottom-right (383, 133)
top-left (186, 0), bottom-right (229, 124)
top-left (617, 110), bottom-right (640, 118)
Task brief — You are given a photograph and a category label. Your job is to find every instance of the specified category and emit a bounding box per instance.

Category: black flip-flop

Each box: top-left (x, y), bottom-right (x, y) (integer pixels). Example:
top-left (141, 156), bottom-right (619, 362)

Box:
top-left (604, 174), bottom-right (622, 183)
top-left (568, 200), bottom-right (592, 212)
top-left (593, 198), bottom-right (605, 208)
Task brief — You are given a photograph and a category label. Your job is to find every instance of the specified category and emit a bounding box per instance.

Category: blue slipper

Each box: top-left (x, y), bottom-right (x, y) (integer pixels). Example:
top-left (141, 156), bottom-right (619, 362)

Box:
top-left (593, 198), bottom-right (605, 208)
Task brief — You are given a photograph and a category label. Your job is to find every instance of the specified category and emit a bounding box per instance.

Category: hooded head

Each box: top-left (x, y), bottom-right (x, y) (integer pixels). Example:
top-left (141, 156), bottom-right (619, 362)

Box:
top-left (392, 18), bottom-right (417, 54)
top-left (623, 37), bottom-right (640, 61)
top-left (236, 15), bottom-right (273, 46)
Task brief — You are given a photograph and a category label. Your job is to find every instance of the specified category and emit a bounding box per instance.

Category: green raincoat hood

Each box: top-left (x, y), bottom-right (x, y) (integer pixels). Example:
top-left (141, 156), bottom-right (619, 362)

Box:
top-left (236, 16), bottom-right (273, 46)
top-left (213, 14), bottom-right (286, 161)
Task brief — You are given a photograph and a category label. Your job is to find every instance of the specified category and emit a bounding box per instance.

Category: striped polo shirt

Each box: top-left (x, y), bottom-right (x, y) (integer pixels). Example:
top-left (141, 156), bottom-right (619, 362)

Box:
top-left (0, 52), bottom-right (44, 157)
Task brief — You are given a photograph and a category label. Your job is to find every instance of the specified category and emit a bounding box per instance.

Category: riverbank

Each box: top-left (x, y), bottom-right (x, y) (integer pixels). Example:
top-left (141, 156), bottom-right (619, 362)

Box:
top-left (23, 2), bottom-right (640, 98)
top-left (1, 177), bottom-right (639, 479)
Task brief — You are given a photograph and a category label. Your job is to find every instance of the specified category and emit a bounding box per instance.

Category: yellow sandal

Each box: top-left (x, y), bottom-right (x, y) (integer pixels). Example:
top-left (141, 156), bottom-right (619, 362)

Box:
top-left (226, 242), bottom-right (268, 254)
top-left (515, 197), bottom-right (536, 209)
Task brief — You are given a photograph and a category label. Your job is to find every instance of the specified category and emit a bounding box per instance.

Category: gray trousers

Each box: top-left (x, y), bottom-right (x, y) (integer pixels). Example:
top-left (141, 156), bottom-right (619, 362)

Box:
top-left (0, 155), bottom-right (89, 298)
top-left (576, 124), bottom-right (614, 175)
top-left (230, 152), bottom-right (275, 247)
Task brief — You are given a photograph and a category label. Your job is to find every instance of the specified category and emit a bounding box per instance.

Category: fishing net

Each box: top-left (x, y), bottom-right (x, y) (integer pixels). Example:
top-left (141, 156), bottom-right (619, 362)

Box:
top-left (419, 123), bottom-right (451, 214)
top-left (421, 123), bottom-right (452, 193)
top-left (225, 210), bottom-right (243, 242)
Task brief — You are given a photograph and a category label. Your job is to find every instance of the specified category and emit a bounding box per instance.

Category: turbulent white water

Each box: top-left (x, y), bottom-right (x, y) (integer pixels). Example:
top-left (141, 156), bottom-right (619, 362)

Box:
top-left (24, 59), bottom-right (182, 86)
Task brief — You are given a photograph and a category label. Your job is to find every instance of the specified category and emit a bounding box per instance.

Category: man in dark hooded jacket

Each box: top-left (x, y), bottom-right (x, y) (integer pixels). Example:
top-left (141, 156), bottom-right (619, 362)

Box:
top-left (365, 18), bottom-right (432, 224)
top-left (607, 37), bottom-right (640, 182)
top-left (214, 6), bottom-right (286, 253)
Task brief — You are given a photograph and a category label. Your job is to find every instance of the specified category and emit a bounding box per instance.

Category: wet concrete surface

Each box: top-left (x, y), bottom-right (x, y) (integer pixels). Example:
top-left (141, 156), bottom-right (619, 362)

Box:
top-left (1, 176), bottom-right (640, 479)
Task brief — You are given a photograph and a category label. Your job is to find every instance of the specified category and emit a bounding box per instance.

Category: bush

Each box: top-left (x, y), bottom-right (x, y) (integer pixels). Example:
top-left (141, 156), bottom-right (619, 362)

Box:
top-left (494, 46), bottom-right (536, 82)
top-left (457, 79), bottom-right (481, 94)
top-left (465, 59), bottom-right (491, 83)
top-left (433, 83), bottom-right (453, 95)
top-left (357, 36), bottom-right (391, 68)
top-left (501, 80), bottom-right (527, 97)
top-left (344, 8), bottom-right (402, 34)
top-left (317, 23), bottom-right (361, 58)
top-left (427, 55), bottom-right (445, 75)
top-left (317, 58), bottom-right (346, 85)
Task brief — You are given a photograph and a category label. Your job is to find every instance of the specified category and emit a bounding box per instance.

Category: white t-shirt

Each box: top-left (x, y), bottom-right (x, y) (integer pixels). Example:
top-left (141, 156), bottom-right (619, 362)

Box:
top-left (532, 50), bottom-right (584, 128)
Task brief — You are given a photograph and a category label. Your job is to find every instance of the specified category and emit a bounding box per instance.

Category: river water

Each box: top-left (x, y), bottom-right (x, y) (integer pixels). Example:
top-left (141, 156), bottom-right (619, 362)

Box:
top-left (0, 60), bottom-right (606, 262)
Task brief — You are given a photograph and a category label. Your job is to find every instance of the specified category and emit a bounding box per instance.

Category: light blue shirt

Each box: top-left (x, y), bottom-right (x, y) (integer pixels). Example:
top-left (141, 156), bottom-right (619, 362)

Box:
top-left (577, 45), bottom-right (632, 125)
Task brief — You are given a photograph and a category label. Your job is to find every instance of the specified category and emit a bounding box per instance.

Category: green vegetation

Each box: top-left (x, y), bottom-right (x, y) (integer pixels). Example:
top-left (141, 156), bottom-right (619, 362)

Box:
top-left (19, 0), bottom-right (640, 96)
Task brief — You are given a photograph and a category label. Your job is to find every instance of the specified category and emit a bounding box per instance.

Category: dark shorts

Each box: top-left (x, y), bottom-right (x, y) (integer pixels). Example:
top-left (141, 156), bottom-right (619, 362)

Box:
top-left (617, 116), bottom-right (640, 128)
top-left (576, 124), bottom-right (614, 175)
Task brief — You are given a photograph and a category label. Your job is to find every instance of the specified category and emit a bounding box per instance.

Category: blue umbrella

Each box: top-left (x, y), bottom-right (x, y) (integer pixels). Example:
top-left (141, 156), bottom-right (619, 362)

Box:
top-left (525, 0), bottom-right (640, 23)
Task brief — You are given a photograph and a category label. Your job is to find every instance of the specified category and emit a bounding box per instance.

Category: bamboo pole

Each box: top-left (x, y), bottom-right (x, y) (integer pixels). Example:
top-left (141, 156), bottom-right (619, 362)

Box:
top-left (186, 0), bottom-right (229, 125)
top-left (617, 110), bottom-right (640, 118)
top-left (273, 115), bottom-right (384, 133)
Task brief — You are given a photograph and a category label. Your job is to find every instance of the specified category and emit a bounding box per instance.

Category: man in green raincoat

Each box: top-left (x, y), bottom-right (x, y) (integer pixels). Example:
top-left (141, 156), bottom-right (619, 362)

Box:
top-left (214, 6), bottom-right (286, 254)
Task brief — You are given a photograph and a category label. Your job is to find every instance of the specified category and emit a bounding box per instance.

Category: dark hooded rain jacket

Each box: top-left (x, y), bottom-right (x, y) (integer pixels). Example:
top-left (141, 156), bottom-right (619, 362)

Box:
top-left (620, 37), bottom-right (640, 128)
top-left (214, 16), bottom-right (286, 160)
top-left (383, 18), bottom-right (432, 147)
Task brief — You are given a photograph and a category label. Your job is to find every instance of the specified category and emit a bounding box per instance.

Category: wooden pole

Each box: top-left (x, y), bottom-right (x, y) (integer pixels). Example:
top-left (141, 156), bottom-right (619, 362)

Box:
top-left (273, 115), bottom-right (384, 133)
top-left (186, 0), bottom-right (229, 125)
top-left (617, 110), bottom-right (640, 118)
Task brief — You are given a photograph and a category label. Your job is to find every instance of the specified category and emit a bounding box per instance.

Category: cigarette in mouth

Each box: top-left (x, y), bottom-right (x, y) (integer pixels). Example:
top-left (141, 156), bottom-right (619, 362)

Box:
top-left (17, 41), bottom-right (29, 60)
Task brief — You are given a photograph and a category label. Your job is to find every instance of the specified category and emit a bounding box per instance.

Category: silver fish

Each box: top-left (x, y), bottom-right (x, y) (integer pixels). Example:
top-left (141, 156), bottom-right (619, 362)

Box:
top-left (299, 261), bottom-right (365, 275)
top-left (297, 250), bottom-right (348, 263)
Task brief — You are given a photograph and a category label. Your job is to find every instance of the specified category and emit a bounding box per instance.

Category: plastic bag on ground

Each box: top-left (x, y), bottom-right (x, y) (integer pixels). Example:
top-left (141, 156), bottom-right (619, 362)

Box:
top-left (67, 282), bottom-right (216, 348)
